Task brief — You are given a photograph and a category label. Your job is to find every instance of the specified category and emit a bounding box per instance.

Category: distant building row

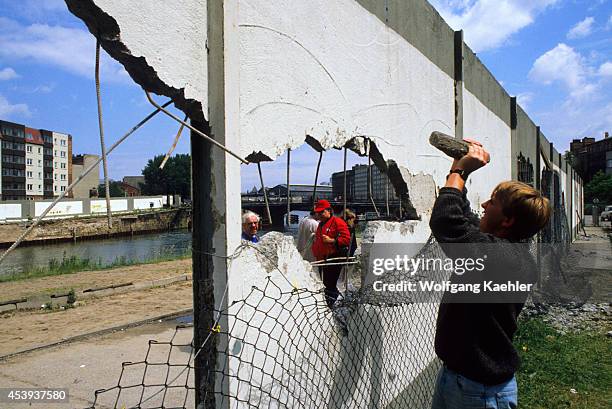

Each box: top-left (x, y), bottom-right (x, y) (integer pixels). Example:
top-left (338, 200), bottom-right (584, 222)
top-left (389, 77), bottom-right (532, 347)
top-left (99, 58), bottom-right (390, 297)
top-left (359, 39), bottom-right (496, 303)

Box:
top-left (570, 132), bottom-right (612, 183)
top-left (0, 119), bottom-right (100, 201)
top-left (331, 164), bottom-right (398, 203)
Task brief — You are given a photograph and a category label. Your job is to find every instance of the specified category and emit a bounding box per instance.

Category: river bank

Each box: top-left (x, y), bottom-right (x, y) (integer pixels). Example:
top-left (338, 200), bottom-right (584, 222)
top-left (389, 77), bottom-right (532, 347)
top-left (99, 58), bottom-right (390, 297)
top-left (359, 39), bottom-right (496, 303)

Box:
top-left (0, 207), bottom-right (191, 248)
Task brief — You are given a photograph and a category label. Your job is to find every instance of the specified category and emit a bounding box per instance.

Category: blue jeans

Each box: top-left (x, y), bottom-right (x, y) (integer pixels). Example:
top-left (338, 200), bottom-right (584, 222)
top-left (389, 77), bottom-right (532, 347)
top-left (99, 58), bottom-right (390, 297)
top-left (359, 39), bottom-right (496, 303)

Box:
top-left (431, 366), bottom-right (518, 409)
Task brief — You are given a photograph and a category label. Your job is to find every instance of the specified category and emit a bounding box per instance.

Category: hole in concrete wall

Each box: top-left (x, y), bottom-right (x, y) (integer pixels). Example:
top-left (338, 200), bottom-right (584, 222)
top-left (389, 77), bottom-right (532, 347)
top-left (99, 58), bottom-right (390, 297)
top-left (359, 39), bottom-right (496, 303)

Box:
top-left (240, 136), bottom-right (420, 234)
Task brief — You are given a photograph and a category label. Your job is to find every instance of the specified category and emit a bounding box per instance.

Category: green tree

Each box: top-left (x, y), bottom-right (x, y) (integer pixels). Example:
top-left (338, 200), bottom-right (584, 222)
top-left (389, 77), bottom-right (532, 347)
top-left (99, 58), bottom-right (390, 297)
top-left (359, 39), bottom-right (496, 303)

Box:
top-left (141, 154), bottom-right (191, 199)
top-left (584, 170), bottom-right (612, 205)
top-left (97, 180), bottom-right (125, 197)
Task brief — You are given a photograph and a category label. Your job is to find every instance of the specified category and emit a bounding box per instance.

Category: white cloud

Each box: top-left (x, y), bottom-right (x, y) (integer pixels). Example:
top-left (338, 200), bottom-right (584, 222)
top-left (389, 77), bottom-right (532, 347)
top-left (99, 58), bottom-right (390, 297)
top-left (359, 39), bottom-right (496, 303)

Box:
top-left (529, 44), bottom-right (589, 92)
top-left (599, 61), bottom-right (612, 77)
top-left (0, 94), bottom-right (31, 118)
top-left (527, 43), bottom-right (612, 146)
top-left (516, 92), bottom-right (534, 110)
top-left (0, 67), bottom-right (19, 80)
top-left (0, 18), bottom-right (129, 83)
top-left (567, 17), bottom-right (595, 39)
top-left (429, 0), bottom-right (559, 52)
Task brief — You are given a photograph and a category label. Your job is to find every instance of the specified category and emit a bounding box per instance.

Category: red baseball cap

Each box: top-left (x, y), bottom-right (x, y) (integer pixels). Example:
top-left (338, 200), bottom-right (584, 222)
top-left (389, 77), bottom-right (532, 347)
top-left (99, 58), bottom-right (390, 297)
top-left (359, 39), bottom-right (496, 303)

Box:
top-left (314, 199), bottom-right (331, 212)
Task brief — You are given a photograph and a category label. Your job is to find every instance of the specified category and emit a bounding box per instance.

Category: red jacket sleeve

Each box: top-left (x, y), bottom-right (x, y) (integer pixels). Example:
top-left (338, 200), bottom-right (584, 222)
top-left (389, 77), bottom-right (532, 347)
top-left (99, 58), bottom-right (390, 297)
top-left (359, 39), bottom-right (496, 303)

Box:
top-left (334, 217), bottom-right (351, 247)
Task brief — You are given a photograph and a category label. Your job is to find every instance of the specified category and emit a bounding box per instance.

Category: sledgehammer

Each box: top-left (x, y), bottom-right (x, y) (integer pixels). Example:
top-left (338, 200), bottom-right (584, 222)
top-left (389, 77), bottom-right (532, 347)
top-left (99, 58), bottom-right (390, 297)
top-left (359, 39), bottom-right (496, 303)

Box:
top-left (429, 131), bottom-right (477, 160)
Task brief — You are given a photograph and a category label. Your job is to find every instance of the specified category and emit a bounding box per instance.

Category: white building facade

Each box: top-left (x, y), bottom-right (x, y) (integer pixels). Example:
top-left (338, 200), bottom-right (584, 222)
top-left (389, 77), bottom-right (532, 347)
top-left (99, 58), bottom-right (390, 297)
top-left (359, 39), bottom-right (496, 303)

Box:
top-left (52, 131), bottom-right (71, 196)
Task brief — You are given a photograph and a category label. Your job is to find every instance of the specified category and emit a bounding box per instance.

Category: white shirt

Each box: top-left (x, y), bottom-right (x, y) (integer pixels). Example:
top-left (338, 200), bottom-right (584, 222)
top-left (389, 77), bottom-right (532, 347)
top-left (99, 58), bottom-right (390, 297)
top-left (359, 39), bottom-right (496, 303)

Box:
top-left (296, 216), bottom-right (319, 262)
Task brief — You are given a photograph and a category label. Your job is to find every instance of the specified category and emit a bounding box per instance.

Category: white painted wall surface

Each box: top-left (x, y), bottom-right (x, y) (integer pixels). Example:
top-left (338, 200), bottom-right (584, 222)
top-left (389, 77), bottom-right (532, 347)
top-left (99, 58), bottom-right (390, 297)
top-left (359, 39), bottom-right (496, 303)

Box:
top-left (462, 89), bottom-right (512, 210)
top-left (35, 201), bottom-right (83, 217)
top-left (0, 203), bottom-right (22, 220)
top-left (239, 0), bottom-right (455, 190)
top-left (91, 199), bottom-right (128, 213)
top-left (92, 0), bottom-right (208, 113)
top-left (133, 197), bottom-right (163, 210)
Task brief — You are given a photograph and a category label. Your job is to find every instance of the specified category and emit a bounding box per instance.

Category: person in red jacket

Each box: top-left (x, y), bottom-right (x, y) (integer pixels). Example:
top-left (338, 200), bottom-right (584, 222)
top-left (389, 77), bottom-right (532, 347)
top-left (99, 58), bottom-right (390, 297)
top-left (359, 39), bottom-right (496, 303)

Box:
top-left (311, 199), bottom-right (351, 308)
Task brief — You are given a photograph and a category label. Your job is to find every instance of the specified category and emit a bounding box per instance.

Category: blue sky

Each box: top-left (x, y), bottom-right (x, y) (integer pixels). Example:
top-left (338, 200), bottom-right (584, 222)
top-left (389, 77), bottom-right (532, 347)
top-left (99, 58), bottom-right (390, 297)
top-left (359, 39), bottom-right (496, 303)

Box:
top-left (0, 0), bottom-right (610, 192)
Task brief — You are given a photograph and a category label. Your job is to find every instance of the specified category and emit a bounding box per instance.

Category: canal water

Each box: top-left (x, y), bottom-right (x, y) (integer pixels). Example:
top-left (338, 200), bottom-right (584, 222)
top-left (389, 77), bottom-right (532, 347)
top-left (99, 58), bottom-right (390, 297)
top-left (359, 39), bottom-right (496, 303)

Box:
top-left (0, 229), bottom-right (193, 276)
top-left (0, 210), bottom-right (310, 276)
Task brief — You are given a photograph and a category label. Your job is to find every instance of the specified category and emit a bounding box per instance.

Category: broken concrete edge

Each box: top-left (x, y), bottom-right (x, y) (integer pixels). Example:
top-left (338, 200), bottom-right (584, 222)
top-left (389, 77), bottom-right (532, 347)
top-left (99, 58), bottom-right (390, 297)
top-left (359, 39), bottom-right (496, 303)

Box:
top-left (64, 0), bottom-right (206, 123)
top-left (0, 308), bottom-right (194, 362)
top-left (0, 274), bottom-right (192, 312)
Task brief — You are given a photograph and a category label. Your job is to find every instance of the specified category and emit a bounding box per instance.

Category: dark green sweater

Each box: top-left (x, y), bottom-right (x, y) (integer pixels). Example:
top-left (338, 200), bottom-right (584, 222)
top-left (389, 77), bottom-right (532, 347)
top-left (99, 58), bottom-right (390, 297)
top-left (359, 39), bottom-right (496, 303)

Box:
top-left (429, 187), bottom-right (536, 385)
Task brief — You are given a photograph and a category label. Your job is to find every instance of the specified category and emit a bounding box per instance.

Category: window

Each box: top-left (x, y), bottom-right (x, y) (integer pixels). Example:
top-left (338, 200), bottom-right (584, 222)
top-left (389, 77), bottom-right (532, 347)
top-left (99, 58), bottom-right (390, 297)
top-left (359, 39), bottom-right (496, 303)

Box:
top-left (38, 147), bottom-right (41, 154)
top-left (27, 184), bottom-right (32, 191)
top-left (26, 158), bottom-right (33, 165)
top-left (54, 150), bottom-right (57, 157)
top-left (54, 138), bottom-right (57, 144)
top-left (38, 159), bottom-right (41, 166)
top-left (38, 185), bottom-right (41, 190)
top-left (26, 145), bottom-right (32, 153)
top-left (27, 171), bottom-right (32, 178)
top-left (61, 186), bottom-right (65, 192)
top-left (54, 162), bottom-right (58, 168)
top-left (54, 186), bottom-right (57, 192)
top-left (60, 151), bottom-right (66, 158)
top-left (60, 163), bottom-right (66, 169)
top-left (60, 139), bottom-right (66, 146)
top-left (54, 174), bottom-right (57, 180)
top-left (38, 172), bottom-right (41, 178)
top-left (60, 174), bottom-right (66, 181)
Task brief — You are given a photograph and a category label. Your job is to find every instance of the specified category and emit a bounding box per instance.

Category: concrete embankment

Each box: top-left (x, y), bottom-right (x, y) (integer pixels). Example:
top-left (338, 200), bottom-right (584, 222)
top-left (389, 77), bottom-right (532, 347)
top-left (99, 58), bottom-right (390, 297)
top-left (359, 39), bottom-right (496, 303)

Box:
top-left (0, 207), bottom-right (191, 247)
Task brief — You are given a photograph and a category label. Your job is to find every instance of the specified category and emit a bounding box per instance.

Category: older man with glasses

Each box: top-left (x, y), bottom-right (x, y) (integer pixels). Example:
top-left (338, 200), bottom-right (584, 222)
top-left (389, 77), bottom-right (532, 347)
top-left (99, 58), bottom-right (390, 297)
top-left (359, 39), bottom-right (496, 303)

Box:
top-left (241, 211), bottom-right (260, 243)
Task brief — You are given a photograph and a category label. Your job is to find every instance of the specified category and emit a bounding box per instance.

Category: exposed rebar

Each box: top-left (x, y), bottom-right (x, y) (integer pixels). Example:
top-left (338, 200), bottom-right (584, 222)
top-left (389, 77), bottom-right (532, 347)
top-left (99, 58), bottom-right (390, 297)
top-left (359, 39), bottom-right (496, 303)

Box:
top-left (257, 162), bottom-right (272, 225)
top-left (145, 91), bottom-right (249, 164)
top-left (312, 151), bottom-right (323, 206)
top-left (286, 148), bottom-right (291, 229)
top-left (95, 39), bottom-right (113, 228)
top-left (0, 101), bottom-right (172, 265)
top-left (160, 114), bottom-right (189, 169)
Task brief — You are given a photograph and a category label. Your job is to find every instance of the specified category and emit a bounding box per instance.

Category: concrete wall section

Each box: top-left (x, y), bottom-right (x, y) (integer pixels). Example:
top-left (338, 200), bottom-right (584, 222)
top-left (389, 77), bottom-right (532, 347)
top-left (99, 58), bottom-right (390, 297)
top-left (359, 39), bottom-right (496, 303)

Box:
top-left (65, 0), bottom-right (208, 122)
top-left (462, 88), bottom-right (512, 209)
top-left (35, 200), bottom-right (83, 217)
top-left (354, 0), bottom-right (455, 77)
top-left (91, 198), bottom-right (129, 213)
top-left (133, 197), bottom-right (164, 210)
top-left (463, 46), bottom-right (511, 128)
top-left (0, 203), bottom-right (22, 220)
top-left (239, 0), bottom-right (455, 191)
top-left (511, 104), bottom-right (538, 182)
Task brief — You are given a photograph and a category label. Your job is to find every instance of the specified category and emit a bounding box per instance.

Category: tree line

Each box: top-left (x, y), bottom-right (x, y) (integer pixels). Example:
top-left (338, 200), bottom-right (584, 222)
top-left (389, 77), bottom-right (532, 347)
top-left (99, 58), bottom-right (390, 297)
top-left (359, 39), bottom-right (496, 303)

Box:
top-left (97, 154), bottom-right (191, 199)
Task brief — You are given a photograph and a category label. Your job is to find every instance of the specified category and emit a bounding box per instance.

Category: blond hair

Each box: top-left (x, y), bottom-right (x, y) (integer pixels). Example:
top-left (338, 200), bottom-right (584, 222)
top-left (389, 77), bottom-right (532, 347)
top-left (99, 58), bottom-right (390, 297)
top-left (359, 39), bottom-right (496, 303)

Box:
top-left (342, 209), bottom-right (357, 228)
top-left (492, 181), bottom-right (551, 240)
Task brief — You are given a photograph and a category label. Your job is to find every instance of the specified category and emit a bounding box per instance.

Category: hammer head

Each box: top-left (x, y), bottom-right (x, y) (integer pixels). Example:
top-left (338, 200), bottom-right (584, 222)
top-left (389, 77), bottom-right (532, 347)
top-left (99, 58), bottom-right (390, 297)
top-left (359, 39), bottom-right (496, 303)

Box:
top-left (429, 131), bottom-right (471, 160)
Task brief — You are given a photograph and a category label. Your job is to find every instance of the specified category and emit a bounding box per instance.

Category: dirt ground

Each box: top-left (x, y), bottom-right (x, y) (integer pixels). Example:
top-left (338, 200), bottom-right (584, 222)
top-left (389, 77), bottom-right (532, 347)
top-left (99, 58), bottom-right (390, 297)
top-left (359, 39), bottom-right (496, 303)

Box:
top-left (0, 258), bottom-right (192, 301)
top-left (0, 280), bottom-right (193, 357)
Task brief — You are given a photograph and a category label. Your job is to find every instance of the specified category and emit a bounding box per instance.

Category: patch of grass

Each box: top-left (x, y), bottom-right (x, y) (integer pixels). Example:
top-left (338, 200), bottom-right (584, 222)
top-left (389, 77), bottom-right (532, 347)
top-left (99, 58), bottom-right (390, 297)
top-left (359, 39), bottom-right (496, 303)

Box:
top-left (0, 250), bottom-right (191, 283)
top-left (514, 317), bottom-right (612, 409)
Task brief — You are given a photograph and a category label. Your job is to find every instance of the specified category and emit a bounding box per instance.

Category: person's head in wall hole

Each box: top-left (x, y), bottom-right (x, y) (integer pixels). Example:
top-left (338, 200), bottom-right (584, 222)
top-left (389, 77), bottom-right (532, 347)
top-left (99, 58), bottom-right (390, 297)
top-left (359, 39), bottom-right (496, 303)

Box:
top-left (241, 210), bottom-right (260, 243)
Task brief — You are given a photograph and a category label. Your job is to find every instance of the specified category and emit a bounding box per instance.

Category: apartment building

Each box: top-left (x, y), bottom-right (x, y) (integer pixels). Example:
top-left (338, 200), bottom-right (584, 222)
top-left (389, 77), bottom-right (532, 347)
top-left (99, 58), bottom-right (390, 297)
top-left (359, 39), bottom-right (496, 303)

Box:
top-left (24, 127), bottom-right (44, 199)
top-left (0, 119), bottom-right (77, 200)
top-left (52, 131), bottom-right (71, 196)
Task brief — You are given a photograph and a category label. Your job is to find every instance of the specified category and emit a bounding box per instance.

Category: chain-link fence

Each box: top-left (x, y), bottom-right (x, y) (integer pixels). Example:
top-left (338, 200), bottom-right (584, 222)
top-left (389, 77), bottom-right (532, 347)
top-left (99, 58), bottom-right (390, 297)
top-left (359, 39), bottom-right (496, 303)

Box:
top-left (85, 185), bottom-right (575, 409)
top-left (87, 235), bottom-right (450, 409)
